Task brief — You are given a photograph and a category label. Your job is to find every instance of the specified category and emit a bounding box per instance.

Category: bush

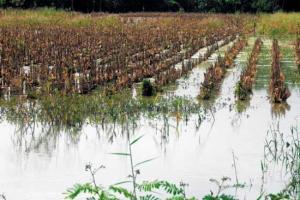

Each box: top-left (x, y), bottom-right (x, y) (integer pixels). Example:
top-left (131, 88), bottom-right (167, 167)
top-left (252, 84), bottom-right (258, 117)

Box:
top-left (142, 79), bottom-right (156, 97)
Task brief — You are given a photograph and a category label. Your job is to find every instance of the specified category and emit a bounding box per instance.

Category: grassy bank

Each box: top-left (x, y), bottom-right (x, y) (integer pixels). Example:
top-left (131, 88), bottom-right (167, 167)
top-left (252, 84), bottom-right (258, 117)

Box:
top-left (1, 9), bottom-right (300, 35)
top-left (0, 8), bottom-right (120, 27)
top-left (257, 12), bottom-right (300, 37)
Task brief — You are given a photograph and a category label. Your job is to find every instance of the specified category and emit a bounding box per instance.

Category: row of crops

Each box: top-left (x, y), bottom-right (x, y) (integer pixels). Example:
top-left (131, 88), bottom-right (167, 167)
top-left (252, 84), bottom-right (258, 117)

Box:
top-left (0, 13), bottom-right (299, 105)
top-left (199, 37), bottom-right (247, 100)
top-left (199, 37), bottom-right (298, 104)
top-left (0, 14), bottom-right (250, 97)
top-left (296, 38), bottom-right (300, 71)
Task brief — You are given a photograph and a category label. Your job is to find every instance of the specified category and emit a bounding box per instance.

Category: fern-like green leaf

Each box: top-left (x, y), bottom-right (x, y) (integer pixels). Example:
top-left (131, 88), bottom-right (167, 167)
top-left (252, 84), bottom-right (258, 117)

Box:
top-left (109, 185), bottom-right (134, 199)
top-left (139, 194), bottom-right (160, 200)
top-left (64, 183), bottom-right (100, 199)
top-left (137, 180), bottom-right (184, 196)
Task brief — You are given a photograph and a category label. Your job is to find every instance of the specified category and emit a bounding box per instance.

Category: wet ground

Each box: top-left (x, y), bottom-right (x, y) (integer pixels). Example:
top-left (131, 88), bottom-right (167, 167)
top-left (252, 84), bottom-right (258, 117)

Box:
top-left (0, 37), bottom-right (299, 199)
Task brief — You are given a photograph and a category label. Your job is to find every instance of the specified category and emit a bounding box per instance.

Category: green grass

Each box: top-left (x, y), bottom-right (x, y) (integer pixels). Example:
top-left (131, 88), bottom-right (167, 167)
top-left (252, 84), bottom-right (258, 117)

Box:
top-left (0, 10), bottom-right (299, 34)
top-left (0, 8), bottom-right (121, 27)
top-left (0, 88), bottom-right (203, 133)
top-left (257, 12), bottom-right (300, 37)
top-left (254, 40), bottom-right (272, 90)
top-left (279, 40), bottom-right (300, 86)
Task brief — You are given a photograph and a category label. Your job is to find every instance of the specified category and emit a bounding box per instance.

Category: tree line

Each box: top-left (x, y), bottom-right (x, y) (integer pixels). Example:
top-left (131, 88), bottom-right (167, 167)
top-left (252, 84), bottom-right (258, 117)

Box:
top-left (0, 0), bottom-right (299, 13)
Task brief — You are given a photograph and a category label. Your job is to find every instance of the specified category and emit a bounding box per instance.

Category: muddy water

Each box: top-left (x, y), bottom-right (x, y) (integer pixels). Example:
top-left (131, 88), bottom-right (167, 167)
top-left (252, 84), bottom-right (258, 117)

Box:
top-left (171, 39), bottom-right (236, 99)
top-left (0, 38), bottom-right (300, 200)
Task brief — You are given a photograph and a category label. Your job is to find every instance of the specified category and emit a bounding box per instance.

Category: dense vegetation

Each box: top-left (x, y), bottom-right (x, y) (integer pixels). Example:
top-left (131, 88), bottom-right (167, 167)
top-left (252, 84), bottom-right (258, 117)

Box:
top-left (235, 38), bottom-right (262, 100)
top-left (0, 0), bottom-right (299, 13)
top-left (269, 39), bottom-right (290, 103)
top-left (199, 37), bottom-right (246, 99)
top-left (0, 10), bottom-right (300, 200)
top-left (0, 13), bottom-right (250, 97)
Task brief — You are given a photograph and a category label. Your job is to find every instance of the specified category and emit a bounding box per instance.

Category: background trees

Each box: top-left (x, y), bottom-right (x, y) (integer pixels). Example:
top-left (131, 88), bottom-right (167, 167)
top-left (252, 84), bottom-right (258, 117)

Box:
top-left (0, 0), bottom-right (299, 12)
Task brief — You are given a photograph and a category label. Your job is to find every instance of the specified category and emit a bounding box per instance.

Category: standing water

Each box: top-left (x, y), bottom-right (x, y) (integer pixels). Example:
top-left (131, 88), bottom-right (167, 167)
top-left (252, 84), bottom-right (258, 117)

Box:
top-left (0, 37), bottom-right (299, 200)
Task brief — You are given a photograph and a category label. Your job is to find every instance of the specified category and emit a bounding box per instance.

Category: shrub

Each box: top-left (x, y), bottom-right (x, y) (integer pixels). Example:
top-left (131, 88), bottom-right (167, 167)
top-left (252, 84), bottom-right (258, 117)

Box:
top-left (142, 79), bottom-right (156, 97)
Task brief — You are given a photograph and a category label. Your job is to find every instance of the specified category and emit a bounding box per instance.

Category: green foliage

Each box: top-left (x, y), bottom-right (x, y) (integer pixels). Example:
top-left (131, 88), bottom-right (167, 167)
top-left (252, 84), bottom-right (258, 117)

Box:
top-left (201, 177), bottom-right (245, 200)
top-left (65, 134), bottom-right (196, 200)
top-left (257, 13), bottom-right (300, 37)
top-left (137, 181), bottom-right (184, 196)
top-left (65, 180), bottom-right (193, 200)
top-left (253, 0), bottom-right (274, 12)
top-left (65, 183), bottom-right (118, 200)
top-left (0, 0), bottom-right (292, 12)
top-left (109, 186), bottom-right (134, 199)
top-left (265, 193), bottom-right (290, 200)
top-left (234, 81), bottom-right (248, 101)
top-left (196, 0), bottom-right (281, 13)
top-left (203, 194), bottom-right (236, 200)
top-left (142, 80), bottom-right (156, 97)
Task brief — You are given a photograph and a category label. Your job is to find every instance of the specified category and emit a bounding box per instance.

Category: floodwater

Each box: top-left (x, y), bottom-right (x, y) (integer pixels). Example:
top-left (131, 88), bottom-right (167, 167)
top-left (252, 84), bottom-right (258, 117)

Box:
top-left (0, 37), bottom-right (300, 200)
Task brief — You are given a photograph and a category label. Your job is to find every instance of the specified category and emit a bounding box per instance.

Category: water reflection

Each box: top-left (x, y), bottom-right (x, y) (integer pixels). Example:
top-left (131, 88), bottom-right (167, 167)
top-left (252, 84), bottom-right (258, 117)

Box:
top-left (0, 37), bottom-right (300, 200)
top-left (234, 99), bottom-right (251, 114)
top-left (0, 92), bottom-right (208, 153)
top-left (271, 102), bottom-right (291, 118)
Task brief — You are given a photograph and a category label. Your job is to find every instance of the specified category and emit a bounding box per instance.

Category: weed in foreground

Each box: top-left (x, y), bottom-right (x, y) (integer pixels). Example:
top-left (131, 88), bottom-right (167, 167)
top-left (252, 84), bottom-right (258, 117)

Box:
top-left (65, 131), bottom-right (195, 200)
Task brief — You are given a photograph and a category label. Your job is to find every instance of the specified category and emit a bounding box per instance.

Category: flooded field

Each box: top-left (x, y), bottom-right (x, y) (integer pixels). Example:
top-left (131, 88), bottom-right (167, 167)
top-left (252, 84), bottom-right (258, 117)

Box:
top-left (0, 36), bottom-right (299, 199)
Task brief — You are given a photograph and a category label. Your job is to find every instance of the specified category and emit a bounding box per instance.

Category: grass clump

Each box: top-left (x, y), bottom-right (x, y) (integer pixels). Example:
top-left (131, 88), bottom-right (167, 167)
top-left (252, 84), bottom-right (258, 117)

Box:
top-left (142, 79), bottom-right (156, 97)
